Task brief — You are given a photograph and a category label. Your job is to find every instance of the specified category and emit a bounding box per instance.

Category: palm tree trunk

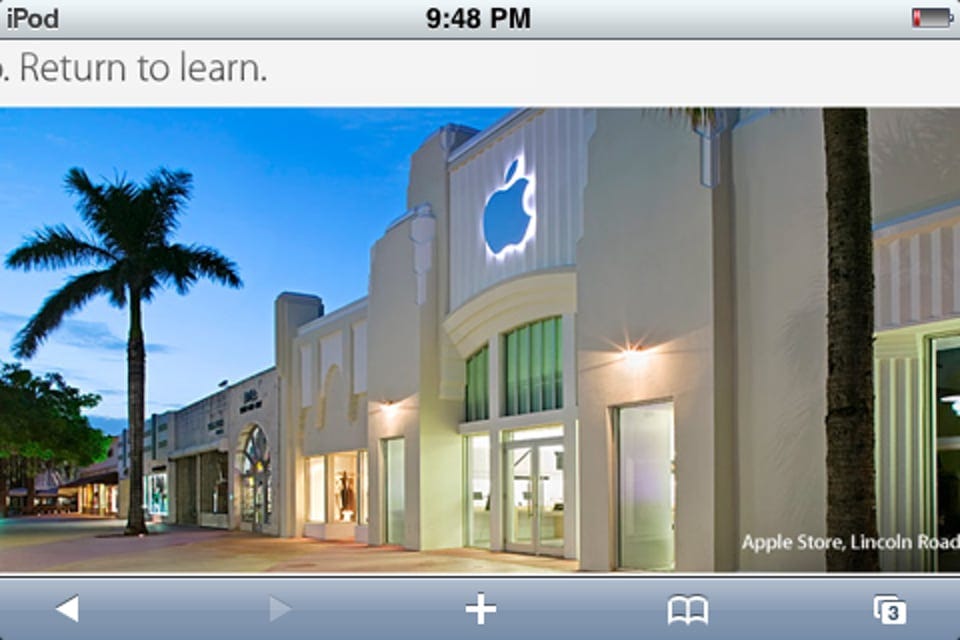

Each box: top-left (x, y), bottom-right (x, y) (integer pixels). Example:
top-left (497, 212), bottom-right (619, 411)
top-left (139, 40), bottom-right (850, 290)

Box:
top-left (125, 291), bottom-right (148, 535)
top-left (823, 108), bottom-right (879, 571)
top-left (0, 457), bottom-right (8, 518)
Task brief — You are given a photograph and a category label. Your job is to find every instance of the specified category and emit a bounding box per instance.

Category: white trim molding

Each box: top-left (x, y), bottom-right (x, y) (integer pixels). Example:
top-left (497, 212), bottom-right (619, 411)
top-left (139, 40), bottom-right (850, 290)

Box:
top-left (442, 269), bottom-right (577, 359)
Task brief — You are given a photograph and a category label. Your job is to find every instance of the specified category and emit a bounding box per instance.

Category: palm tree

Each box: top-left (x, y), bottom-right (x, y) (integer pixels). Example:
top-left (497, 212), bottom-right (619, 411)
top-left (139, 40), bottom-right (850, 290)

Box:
top-left (822, 109), bottom-right (879, 571)
top-left (5, 168), bottom-right (242, 535)
top-left (678, 108), bottom-right (879, 570)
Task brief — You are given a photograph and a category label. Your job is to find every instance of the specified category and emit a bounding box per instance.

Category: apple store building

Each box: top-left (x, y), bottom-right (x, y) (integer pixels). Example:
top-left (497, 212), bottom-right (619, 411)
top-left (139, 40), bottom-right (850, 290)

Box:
top-left (272, 108), bottom-right (960, 572)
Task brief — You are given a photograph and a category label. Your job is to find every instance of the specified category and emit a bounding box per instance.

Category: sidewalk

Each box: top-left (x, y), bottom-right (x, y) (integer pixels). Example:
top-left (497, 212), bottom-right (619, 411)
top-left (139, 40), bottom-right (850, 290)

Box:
top-left (0, 517), bottom-right (578, 573)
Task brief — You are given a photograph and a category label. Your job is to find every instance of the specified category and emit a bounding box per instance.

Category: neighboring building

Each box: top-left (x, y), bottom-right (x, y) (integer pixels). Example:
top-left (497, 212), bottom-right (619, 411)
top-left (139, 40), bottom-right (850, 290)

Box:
top-left (7, 467), bottom-right (68, 514)
top-left (164, 369), bottom-right (279, 533)
top-left (116, 371), bottom-right (278, 531)
top-left (64, 436), bottom-right (123, 516)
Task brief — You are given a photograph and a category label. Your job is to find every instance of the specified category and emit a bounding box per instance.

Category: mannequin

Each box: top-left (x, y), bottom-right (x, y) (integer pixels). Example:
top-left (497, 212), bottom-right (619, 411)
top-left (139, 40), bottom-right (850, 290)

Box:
top-left (337, 470), bottom-right (356, 521)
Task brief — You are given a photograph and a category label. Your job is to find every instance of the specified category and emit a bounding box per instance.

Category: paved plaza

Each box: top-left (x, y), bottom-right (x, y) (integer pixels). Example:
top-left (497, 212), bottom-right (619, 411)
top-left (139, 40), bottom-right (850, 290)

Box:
top-left (0, 517), bottom-right (578, 573)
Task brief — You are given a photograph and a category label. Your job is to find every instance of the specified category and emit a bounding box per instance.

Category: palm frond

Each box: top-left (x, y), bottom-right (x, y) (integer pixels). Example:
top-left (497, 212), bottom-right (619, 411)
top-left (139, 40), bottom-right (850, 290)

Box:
top-left (151, 243), bottom-right (242, 295)
top-left (64, 168), bottom-right (114, 242)
top-left (146, 168), bottom-right (191, 222)
top-left (667, 107), bottom-right (718, 130)
top-left (12, 269), bottom-right (113, 359)
top-left (5, 224), bottom-right (116, 272)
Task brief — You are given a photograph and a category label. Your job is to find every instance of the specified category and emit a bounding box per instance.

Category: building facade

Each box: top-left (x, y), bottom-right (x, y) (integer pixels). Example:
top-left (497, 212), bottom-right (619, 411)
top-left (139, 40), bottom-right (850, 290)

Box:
top-left (141, 108), bottom-right (960, 573)
top-left (164, 369), bottom-right (280, 533)
top-left (274, 109), bottom-right (726, 567)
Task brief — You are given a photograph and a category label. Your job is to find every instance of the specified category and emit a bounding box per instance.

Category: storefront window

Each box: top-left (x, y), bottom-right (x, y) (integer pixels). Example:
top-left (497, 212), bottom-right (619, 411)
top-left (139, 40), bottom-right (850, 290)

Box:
top-left (240, 426), bottom-right (271, 525)
top-left (503, 317), bottom-right (563, 416)
top-left (506, 425), bottom-right (564, 442)
top-left (199, 452), bottom-right (228, 514)
top-left (331, 452), bottom-right (358, 522)
top-left (465, 434), bottom-right (491, 547)
top-left (309, 457), bottom-right (326, 523)
top-left (144, 472), bottom-right (168, 516)
top-left (241, 475), bottom-right (255, 523)
top-left (465, 345), bottom-right (490, 422)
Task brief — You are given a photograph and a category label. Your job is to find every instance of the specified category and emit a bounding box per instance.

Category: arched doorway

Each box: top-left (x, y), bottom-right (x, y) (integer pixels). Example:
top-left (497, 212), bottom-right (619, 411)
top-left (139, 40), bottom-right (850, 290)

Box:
top-left (240, 425), bottom-right (271, 533)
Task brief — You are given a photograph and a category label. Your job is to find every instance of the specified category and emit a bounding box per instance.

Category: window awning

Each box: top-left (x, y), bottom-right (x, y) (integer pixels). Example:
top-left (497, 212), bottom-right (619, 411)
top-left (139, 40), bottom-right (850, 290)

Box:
top-left (62, 471), bottom-right (119, 487)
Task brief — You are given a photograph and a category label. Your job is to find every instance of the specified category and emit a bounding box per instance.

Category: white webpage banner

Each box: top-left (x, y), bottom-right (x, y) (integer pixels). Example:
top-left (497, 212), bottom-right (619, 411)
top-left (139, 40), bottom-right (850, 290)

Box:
top-left (0, 40), bottom-right (958, 107)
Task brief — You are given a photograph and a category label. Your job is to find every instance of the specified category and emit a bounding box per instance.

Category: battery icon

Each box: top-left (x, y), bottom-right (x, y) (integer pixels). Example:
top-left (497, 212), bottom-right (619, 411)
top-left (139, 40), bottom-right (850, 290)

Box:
top-left (913, 7), bottom-right (954, 27)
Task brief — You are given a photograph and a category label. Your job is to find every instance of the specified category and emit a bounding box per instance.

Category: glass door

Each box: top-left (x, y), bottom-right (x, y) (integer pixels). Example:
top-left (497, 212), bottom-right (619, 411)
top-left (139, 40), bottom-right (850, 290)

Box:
top-left (505, 446), bottom-right (535, 549)
top-left (383, 438), bottom-right (405, 546)
top-left (465, 434), bottom-right (491, 547)
top-left (503, 430), bottom-right (565, 556)
top-left (617, 402), bottom-right (676, 570)
top-left (538, 444), bottom-right (565, 550)
top-left (933, 337), bottom-right (960, 571)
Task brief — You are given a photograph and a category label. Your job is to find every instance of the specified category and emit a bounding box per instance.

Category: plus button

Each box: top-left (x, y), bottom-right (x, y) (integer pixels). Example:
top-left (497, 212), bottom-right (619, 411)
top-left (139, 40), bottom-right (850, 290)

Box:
top-left (465, 592), bottom-right (498, 625)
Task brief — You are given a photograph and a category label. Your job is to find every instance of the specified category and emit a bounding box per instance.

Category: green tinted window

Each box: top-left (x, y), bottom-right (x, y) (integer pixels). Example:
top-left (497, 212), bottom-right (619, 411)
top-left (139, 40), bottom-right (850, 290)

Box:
top-left (465, 345), bottom-right (490, 422)
top-left (503, 317), bottom-right (562, 417)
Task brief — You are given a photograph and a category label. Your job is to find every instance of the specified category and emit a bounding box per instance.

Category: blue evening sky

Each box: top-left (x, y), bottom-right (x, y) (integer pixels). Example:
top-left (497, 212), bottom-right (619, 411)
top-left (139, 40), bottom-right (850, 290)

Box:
top-left (0, 108), bottom-right (511, 434)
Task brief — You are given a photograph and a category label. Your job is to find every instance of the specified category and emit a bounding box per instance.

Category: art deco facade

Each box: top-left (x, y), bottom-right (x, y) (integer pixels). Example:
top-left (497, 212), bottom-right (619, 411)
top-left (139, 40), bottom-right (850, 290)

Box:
top-left (145, 108), bottom-right (960, 572)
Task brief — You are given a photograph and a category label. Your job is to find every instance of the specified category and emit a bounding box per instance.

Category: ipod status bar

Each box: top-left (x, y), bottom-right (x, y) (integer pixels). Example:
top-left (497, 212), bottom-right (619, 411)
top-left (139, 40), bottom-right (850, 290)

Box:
top-left (0, 0), bottom-right (959, 39)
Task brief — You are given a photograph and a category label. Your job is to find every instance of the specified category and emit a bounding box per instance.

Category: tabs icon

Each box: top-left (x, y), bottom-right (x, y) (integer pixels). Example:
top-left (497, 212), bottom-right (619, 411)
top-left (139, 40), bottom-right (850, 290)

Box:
top-left (873, 594), bottom-right (907, 625)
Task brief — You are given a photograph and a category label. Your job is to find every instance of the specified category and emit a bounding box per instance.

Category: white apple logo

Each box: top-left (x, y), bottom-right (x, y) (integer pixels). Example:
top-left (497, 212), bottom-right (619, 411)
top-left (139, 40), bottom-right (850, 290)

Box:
top-left (483, 157), bottom-right (534, 255)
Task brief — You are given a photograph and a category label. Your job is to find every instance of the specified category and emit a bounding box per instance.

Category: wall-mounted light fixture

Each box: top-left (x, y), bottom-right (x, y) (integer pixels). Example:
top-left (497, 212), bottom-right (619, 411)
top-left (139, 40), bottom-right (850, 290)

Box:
top-left (381, 400), bottom-right (398, 418)
top-left (621, 343), bottom-right (645, 367)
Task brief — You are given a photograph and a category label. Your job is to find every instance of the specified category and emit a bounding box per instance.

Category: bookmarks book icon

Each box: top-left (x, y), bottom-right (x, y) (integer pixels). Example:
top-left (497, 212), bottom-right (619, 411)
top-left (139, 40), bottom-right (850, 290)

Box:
top-left (667, 594), bottom-right (709, 626)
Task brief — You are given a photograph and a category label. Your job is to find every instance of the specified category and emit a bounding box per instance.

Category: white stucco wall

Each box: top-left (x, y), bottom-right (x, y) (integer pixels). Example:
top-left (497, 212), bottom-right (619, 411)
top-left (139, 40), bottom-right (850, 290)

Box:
top-left (730, 110), bottom-right (828, 571)
top-left (577, 110), bottom-right (717, 571)
top-left (296, 301), bottom-right (369, 457)
top-left (275, 292), bottom-right (324, 537)
top-left (367, 215), bottom-right (424, 549)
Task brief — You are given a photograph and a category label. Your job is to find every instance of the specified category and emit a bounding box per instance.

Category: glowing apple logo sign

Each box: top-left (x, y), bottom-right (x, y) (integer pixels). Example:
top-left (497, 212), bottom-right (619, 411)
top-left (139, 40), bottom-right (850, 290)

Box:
top-left (483, 156), bottom-right (536, 259)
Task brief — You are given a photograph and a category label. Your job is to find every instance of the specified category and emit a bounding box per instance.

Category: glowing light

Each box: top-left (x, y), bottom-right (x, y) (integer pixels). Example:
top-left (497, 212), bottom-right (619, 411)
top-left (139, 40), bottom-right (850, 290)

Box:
top-left (483, 154), bottom-right (536, 261)
top-left (941, 395), bottom-right (960, 416)
top-left (382, 401), bottom-right (398, 418)
top-left (621, 345), bottom-right (645, 367)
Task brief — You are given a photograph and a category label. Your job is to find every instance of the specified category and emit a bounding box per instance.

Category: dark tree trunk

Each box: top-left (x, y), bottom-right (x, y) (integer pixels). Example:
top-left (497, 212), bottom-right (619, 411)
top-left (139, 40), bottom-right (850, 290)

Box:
top-left (0, 457), bottom-right (8, 518)
top-left (125, 292), bottom-right (148, 535)
top-left (24, 462), bottom-right (36, 516)
top-left (823, 108), bottom-right (879, 571)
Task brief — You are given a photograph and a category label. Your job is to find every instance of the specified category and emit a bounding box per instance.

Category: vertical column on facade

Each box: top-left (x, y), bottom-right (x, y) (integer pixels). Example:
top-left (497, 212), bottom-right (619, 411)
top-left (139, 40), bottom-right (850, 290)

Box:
top-left (875, 331), bottom-right (930, 571)
top-left (487, 335), bottom-right (503, 552)
top-left (561, 313), bottom-right (579, 560)
top-left (168, 461), bottom-right (177, 525)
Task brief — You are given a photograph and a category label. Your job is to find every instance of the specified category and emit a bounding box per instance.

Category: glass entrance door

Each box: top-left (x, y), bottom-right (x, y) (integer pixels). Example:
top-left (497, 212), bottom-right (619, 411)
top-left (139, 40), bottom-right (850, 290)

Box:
top-left (933, 337), bottom-right (960, 571)
top-left (504, 431), bottom-right (564, 556)
top-left (617, 402), bottom-right (676, 570)
top-left (506, 446), bottom-right (534, 548)
top-left (537, 444), bottom-right (565, 550)
top-left (383, 438), bottom-right (405, 546)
